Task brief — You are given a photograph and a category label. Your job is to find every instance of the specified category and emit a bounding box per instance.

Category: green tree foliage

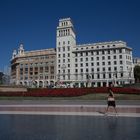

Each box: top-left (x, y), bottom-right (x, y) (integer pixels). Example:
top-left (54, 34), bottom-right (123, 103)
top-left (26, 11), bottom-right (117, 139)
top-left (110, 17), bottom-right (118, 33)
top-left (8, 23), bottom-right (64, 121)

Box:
top-left (134, 65), bottom-right (140, 83)
top-left (0, 72), bottom-right (4, 84)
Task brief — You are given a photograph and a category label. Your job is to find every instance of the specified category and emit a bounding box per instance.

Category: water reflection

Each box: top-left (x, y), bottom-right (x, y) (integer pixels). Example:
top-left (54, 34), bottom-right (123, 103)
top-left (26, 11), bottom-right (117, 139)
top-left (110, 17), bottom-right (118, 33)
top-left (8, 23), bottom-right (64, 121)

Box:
top-left (0, 115), bottom-right (139, 140)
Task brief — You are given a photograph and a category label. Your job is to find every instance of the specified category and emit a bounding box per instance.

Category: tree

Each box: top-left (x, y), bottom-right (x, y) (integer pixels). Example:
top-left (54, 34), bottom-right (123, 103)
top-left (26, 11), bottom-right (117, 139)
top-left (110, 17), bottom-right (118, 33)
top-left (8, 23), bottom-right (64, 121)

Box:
top-left (0, 72), bottom-right (4, 84)
top-left (134, 65), bottom-right (140, 83)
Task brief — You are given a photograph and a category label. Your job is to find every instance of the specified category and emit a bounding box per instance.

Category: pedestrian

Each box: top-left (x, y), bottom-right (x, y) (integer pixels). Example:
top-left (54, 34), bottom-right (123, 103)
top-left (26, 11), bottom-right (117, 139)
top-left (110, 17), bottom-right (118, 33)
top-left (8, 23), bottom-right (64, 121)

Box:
top-left (105, 87), bottom-right (117, 115)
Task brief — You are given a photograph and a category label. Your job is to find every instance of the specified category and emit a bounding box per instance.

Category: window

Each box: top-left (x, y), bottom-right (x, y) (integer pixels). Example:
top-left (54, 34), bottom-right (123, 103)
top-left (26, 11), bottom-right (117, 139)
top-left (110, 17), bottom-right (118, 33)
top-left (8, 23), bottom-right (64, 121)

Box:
top-left (63, 41), bottom-right (65, 45)
top-left (91, 57), bottom-right (94, 61)
top-left (63, 47), bottom-right (65, 51)
top-left (108, 67), bottom-right (111, 71)
top-left (67, 46), bottom-right (70, 51)
top-left (67, 29), bottom-right (70, 35)
top-left (58, 47), bottom-right (61, 52)
top-left (102, 62), bottom-right (105, 65)
top-left (96, 57), bottom-right (99, 60)
top-left (102, 56), bottom-right (105, 60)
top-left (75, 58), bottom-right (78, 62)
top-left (25, 68), bottom-right (28, 72)
top-left (91, 68), bottom-right (94, 72)
top-left (108, 61), bottom-right (111, 65)
top-left (63, 75), bottom-right (65, 80)
top-left (119, 55), bottom-right (122, 59)
top-left (119, 49), bottom-right (122, 53)
top-left (68, 53), bottom-right (70, 57)
top-left (68, 41), bottom-right (70, 44)
top-left (108, 50), bottom-right (110, 54)
top-left (108, 56), bottom-right (110, 59)
top-left (30, 67), bottom-right (33, 71)
top-left (75, 69), bottom-right (78, 73)
top-left (114, 67), bottom-right (117, 71)
top-left (109, 73), bottom-right (111, 78)
top-left (114, 61), bottom-right (117, 65)
top-left (97, 62), bottom-right (99, 66)
top-left (75, 64), bottom-right (78, 67)
top-left (86, 52), bottom-right (88, 56)
top-left (63, 54), bottom-right (65, 57)
top-left (86, 63), bottom-right (88, 66)
top-left (58, 54), bottom-right (61, 58)
top-left (86, 68), bottom-right (88, 72)
top-left (97, 68), bottom-right (100, 72)
top-left (81, 52), bottom-right (83, 56)
top-left (91, 63), bottom-right (94, 66)
top-left (113, 50), bottom-right (116, 54)
top-left (120, 66), bottom-right (123, 71)
top-left (97, 74), bottom-right (100, 79)
top-left (80, 58), bottom-right (83, 61)
top-left (68, 64), bottom-right (70, 67)
top-left (86, 58), bottom-right (88, 61)
top-left (86, 74), bottom-right (89, 79)
top-left (81, 69), bottom-right (83, 73)
top-left (103, 67), bottom-right (105, 71)
top-left (120, 61), bottom-right (123, 64)
top-left (103, 74), bottom-right (106, 79)
top-left (114, 55), bottom-right (116, 59)
top-left (80, 63), bottom-right (83, 67)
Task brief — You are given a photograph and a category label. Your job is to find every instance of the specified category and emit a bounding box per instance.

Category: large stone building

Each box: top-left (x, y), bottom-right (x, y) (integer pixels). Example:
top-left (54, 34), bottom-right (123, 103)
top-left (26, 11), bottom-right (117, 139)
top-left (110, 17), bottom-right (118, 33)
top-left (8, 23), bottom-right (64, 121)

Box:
top-left (11, 18), bottom-right (135, 87)
top-left (56, 18), bottom-right (134, 87)
top-left (11, 44), bottom-right (56, 87)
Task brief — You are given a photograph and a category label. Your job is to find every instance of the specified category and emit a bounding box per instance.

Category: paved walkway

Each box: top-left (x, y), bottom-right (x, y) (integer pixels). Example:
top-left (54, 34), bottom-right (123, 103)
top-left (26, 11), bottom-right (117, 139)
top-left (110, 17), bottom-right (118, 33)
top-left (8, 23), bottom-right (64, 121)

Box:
top-left (0, 100), bottom-right (140, 117)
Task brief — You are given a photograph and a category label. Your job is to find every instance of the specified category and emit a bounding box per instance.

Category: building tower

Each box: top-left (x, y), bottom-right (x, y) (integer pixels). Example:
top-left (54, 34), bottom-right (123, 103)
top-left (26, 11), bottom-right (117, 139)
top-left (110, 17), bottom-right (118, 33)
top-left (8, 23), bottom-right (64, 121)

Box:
top-left (56, 18), bottom-right (76, 86)
top-left (18, 43), bottom-right (24, 56)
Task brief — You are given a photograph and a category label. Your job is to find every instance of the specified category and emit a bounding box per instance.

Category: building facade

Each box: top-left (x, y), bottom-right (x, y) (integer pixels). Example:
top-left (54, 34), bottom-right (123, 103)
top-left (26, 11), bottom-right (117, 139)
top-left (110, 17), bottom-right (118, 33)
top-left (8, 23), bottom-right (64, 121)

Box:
top-left (11, 44), bottom-right (56, 87)
top-left (56, 18), bottom-right (134, 87)
top-left (133, 57), bottom-right (140, 66)
top-left (11, 18), bottom-right (135, 87)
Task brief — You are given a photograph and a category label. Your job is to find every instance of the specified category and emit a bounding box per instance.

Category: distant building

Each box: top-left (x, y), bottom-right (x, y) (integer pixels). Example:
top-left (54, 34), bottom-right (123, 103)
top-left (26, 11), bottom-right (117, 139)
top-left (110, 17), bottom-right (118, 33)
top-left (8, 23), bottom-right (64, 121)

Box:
top-left (11, 18), bottom-right (135, 87)
top-left (10, 44), bottom-right (56, 87)
top-left (133, 57), bottom-right (140, 66)
top-left (56, 18), bottom-right (134, 87)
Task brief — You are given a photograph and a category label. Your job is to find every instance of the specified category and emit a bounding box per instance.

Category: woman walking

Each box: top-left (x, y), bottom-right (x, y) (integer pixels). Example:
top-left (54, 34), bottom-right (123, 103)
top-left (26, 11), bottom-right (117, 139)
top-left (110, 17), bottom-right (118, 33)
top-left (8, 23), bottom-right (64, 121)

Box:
top-left (105, 87), bottom-right (117, 115)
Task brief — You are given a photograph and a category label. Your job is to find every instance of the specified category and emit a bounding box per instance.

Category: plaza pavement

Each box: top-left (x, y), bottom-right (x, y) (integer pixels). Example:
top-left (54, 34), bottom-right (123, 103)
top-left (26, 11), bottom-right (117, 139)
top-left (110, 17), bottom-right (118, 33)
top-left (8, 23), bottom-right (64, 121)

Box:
top-left (0, 100), bottom-right (140, 117)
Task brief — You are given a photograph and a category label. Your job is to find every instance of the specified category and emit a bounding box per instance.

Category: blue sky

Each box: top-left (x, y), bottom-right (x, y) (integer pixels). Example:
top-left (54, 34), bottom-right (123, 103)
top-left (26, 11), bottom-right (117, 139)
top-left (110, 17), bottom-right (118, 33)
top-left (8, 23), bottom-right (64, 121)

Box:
top-left (0, 0), bottom-right (140, 72)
